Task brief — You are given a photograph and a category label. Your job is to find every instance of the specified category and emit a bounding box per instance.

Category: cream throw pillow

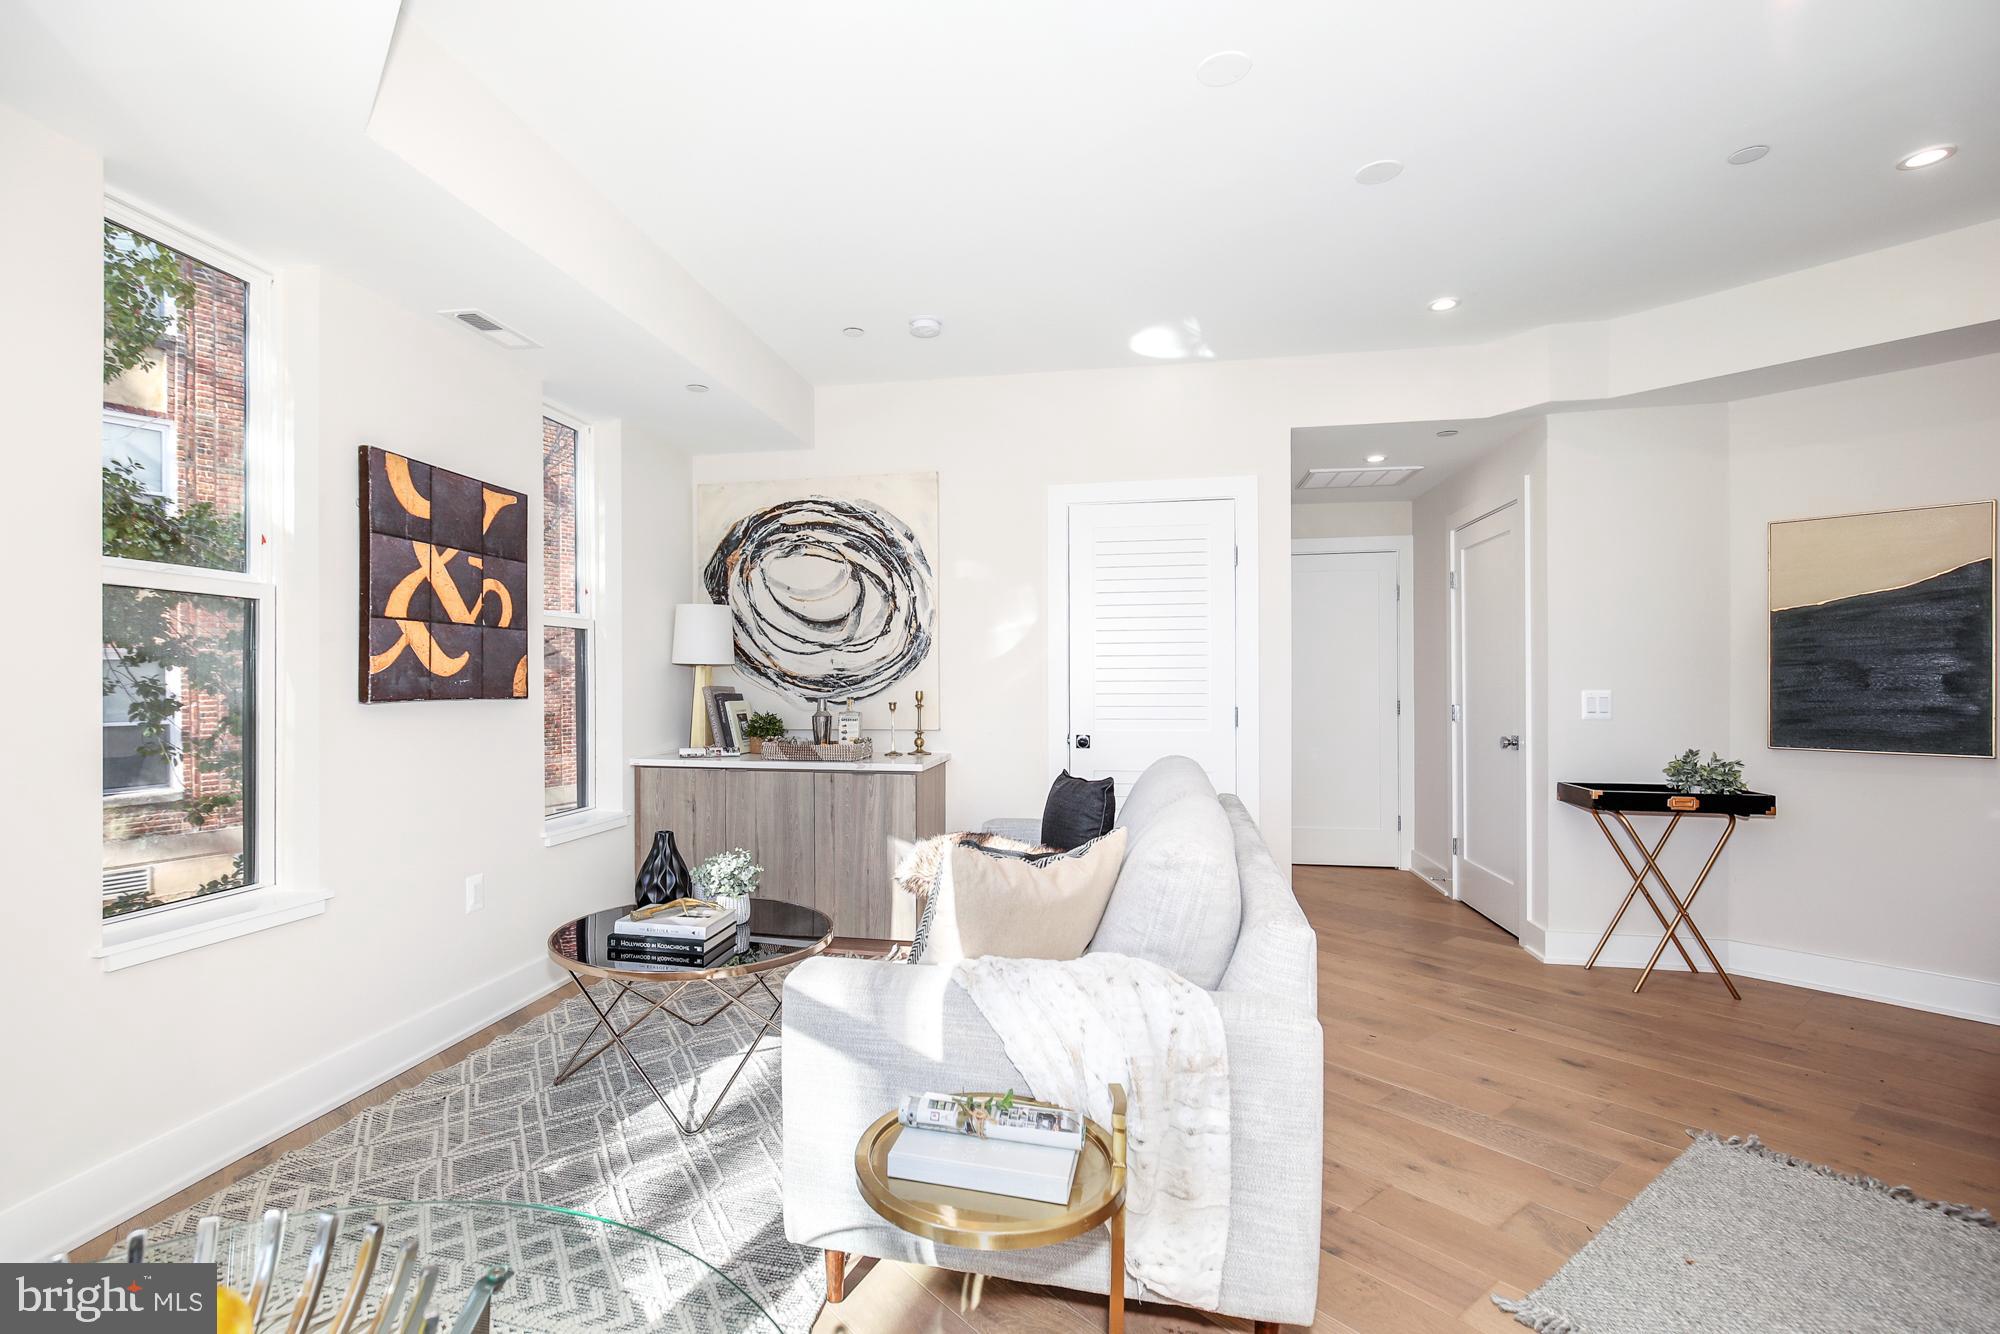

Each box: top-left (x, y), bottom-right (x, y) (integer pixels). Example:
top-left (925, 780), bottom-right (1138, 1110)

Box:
top-left (922, 828), bottom-right (1127, 967)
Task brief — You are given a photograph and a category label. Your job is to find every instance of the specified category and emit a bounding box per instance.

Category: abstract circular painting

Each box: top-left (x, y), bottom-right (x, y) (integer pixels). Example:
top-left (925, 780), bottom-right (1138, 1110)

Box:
top-left (699, 476), bottom-right (938, 714)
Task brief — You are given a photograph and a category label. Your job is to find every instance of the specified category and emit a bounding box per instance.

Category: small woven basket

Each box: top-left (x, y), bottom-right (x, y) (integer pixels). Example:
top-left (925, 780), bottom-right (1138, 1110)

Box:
top-left (762, 739), bottom-right (875, 763)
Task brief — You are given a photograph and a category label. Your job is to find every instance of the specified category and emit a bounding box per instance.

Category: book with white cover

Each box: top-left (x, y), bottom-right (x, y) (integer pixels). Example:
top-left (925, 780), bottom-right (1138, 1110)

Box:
top-left (885, 1127), bottom-right (1080, 1205)
top-left (615, 903), bottom-right (733, 941)
top-left (898, 1093), bottom-right (1084, 1152)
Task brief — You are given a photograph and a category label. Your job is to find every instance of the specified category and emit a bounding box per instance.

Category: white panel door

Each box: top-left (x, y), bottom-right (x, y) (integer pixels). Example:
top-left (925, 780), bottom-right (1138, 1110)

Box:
top-left (1066, 499), bottom-right (1236, 805)
top-left (1292, 550), bottom-right (1399, 866)
top-left (1452, 504), bottom-right (1525, 936)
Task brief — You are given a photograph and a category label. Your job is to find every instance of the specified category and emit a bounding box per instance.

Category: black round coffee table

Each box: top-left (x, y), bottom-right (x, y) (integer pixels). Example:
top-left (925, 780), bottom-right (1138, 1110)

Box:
top-left (547, 899), bottom-right (832, 1133)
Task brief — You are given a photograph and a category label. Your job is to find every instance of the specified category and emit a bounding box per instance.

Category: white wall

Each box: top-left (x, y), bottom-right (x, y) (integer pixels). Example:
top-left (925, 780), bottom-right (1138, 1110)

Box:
top-left (1291, 499), bottom-right (1412, 539)
top-left (1542, 406), bottom-right (1732, 943)
top-left (1724, 354), bottom-right (2000, 992)
top-left (0, 112), bottom-right (692, 1255)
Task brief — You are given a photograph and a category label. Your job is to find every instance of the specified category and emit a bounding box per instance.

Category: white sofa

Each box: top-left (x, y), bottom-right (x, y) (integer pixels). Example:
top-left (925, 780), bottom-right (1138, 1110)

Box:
top-left (780, 756), bottom-right (1323, 1329)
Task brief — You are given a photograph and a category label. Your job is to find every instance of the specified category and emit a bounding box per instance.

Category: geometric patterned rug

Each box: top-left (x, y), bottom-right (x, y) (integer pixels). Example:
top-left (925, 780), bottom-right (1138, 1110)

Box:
top-left (150, 973), bottom-right (828, 1331)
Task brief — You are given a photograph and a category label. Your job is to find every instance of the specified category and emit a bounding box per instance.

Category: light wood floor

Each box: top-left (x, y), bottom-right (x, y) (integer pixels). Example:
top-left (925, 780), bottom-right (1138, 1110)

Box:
top-left (822, 867), bottom-right (2000, 1333)
top-left (81, 878), bottom-right (2000, 1334)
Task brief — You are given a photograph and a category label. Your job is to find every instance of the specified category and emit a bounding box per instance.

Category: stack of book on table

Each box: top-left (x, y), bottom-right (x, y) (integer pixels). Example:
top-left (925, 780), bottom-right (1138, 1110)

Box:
top-left (607, 900), bottom-right (738, 969)
top-left (885, 1092), bottom-right (1084, 1205)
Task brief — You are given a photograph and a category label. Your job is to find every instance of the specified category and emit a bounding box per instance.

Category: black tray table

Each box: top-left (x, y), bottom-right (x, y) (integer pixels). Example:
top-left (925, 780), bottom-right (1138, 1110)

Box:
top-left (1557, 783), bottom-right (1776, 998)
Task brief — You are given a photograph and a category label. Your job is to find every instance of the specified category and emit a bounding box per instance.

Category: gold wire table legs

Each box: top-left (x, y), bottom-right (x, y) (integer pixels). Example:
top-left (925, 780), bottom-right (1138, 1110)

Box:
top-left (1584, 810), bottom-right (1741, 999)
top-left (553, 972), bottom-right (784, 1133)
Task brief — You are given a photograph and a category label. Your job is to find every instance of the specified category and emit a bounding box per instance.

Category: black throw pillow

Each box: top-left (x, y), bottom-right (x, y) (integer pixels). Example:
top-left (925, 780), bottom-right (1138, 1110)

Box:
top-left (1040, 771), bottom-right (1117, 851)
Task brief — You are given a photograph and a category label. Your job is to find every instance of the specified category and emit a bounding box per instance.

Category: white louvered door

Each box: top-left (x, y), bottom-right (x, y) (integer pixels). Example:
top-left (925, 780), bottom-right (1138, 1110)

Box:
top-left (1064, 499), bottom-right (1237, 805)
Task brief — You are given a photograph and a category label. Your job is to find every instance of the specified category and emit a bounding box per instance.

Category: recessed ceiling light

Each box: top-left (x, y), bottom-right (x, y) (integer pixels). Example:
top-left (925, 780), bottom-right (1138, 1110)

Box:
top-left (908, 317), bottom-right (944, 338)
top-left (1436, 428), bottom-right (1460, 438)
top-left (1428, 297), bottom-right (1460, 312)
top-left (1896, 144), bottom-right (1956, 171)
top-left (685, 383), bottom-right (709, 393)
top-left (1726, 144), bottom-right (1770, 165)
top-left (1364, 453), bottom-right (1387, 464)
top-left (842, 326), bottom-right (865, 338)
top-left (1354, 159), bottom-right (1404, 186)
top-left (1195, 51), bottom-right (1252, 87)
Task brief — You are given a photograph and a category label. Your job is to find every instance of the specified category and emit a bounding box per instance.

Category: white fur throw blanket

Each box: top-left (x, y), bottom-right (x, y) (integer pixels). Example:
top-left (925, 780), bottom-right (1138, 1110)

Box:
top-left (951, 954), bottom-right (1231, 1309)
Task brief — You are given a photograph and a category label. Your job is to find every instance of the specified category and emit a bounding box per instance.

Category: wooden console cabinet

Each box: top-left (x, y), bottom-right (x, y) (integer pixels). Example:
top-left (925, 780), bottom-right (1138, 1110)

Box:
top-left (630, 754), bottom-right (948, 939)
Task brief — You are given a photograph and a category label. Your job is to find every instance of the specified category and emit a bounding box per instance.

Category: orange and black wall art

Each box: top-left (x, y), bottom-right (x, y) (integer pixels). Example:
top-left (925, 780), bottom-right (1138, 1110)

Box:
top-left (360, 445), bottom-right (530, 702)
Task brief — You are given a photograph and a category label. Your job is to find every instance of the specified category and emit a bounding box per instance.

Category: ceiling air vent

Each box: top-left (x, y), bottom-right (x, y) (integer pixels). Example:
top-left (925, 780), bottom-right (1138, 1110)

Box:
top-left (1297, 464), bottom-right (1425, 490)
top-left (441, 309), bottom-right (540, 350)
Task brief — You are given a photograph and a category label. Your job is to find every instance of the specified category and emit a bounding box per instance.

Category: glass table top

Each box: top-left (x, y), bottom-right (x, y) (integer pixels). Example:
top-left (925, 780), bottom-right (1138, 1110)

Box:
top-left (100, 1200), bottom-right (779, 1333)
top-left (549, 899), bottom-right (833, 981)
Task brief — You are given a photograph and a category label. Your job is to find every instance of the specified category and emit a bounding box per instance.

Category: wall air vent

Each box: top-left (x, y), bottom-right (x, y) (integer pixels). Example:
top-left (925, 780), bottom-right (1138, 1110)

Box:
top-left (440, 309), bottom-right (540, 350)
top-left (101, 864), bottom-right (153, 905)
top-left (1296, 464), bottom-right (1425, 490)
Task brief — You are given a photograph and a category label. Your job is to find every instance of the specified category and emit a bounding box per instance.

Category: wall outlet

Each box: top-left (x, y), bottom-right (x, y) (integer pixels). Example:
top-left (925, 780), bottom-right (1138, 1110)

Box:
top-left (1581, 690), bottom-right (1613, 721)
top-left (465, 873), bottom-right (484, 913)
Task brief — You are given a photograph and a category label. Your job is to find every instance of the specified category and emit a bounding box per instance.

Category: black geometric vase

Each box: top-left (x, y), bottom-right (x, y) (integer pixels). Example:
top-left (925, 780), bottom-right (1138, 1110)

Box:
top-left (634, 830), bottom-right (693, 907)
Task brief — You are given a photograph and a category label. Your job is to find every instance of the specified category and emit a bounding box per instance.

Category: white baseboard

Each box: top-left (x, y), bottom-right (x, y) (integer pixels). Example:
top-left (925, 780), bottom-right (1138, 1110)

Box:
top-left (1534, 930), bottom-right (1999, 1025)
top-left (1409, 850), bottom-right (1452, 898)
top-left (0, 956), bottom-right (568, 1261)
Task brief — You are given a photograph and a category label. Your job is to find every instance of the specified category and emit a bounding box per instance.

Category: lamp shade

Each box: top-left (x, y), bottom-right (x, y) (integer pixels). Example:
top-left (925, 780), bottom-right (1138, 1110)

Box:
top-left (672, 603), bottom-right (736, 666)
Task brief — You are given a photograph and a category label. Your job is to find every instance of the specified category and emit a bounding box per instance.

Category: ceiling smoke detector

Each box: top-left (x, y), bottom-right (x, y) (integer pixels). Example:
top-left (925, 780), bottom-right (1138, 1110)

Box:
top-left (1297, 464), bottom-right (1426, 491)
top-left (1195, 51), bottom-right (1253, 87)
top-left (1436, 428), bottom-right (1460, 438)
top-left (842, 326), bottom-right (866, 338)
top-left (1726, 144), bottom-right (1771, 165)
top-left (909, 317), bottom-right (944, 338)
top-left (1354, 159), bottom-right (1404, 185)
top-left (441, 309), bottom-right (538, 349)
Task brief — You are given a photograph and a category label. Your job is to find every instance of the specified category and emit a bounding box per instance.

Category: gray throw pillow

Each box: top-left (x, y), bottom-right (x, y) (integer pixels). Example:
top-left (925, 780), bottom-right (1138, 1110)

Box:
top-left (1086, 792), bottom-right (1240, 989)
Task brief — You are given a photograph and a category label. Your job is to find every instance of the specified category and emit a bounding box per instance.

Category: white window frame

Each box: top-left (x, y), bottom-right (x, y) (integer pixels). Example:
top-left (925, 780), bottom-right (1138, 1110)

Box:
top-left (101, 649), bottom-right (184, 803)
top-left (101, 405), bottom-right (179, 503)
top-left (96, 195), bottom-right (325, 971)
top-left (542, 406), bottom-right (624, 845)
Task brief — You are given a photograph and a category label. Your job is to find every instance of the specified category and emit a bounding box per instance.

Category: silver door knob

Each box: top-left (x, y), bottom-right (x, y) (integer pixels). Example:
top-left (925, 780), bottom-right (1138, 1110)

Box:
top-left (1499, 735), bottom-right (1521, 750)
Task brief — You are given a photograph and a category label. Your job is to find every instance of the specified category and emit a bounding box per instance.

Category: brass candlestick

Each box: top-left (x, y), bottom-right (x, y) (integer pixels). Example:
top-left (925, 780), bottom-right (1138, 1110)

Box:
top-left (911, 691), bottom-right (928, 755)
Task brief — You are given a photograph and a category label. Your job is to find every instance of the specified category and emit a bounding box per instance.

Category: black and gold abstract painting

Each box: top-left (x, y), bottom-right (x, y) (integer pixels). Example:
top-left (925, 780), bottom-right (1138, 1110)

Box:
top-left (360, 446), bottom-right (530, 703)
top-left (1769, 500), bottom-right (1995, 756)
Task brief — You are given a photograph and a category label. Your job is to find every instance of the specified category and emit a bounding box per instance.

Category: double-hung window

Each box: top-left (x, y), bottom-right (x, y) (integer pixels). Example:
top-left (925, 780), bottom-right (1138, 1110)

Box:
top-left (99, 204), bottom-right (276, 926)
top-left (542, 411), bottom-right (596, 821)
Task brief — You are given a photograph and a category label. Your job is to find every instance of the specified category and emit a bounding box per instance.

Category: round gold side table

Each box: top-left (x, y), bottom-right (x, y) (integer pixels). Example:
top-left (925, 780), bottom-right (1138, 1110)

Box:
top-left (847, 1084), bottom-right (1129, 1331)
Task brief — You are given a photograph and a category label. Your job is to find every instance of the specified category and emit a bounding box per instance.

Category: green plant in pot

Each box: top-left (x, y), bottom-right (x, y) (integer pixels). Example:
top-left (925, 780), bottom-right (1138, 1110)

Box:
top-left (1664, 748), bottom-right (1748, 795)
top-left (742, 711), bottom-right (787, 755)
top-left (694, 847), bottom-right (762, 924)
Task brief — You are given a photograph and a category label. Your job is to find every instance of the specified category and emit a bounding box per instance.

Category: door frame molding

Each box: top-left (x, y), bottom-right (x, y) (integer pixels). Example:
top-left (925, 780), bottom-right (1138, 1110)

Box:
top-left (1446, 487), bottom-right (1536, 936)
top-left (1291, 536), bottom-right (1414, 870)
top-left (1047, 476), bottom-right (1261, 818)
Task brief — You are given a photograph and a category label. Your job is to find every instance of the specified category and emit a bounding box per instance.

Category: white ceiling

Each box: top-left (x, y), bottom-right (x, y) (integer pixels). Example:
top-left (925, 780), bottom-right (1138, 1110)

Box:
top-left (411, 0), bottom-right (2000, 385)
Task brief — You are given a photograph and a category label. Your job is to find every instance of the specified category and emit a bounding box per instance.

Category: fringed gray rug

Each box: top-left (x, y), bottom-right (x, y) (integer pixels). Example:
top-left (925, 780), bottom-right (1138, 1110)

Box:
top-left (1496, 1133), bottom-right (1999, 1333)
top-left (152, 981), bottom-right (825, 1331)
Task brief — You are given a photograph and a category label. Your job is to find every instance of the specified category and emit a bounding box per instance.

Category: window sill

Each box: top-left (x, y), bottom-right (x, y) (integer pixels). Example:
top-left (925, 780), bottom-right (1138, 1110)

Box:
top-left (96, 883), bottom-right (332, 972)
top-left (543, 809), bottom-right (629, 848)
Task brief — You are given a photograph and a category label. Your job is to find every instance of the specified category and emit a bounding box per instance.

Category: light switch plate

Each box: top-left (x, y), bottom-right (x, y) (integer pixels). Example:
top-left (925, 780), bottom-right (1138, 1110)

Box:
top-left (465, 873), bottom-right (484, 913)
top-left (1582, 690), bottom-right (1612, 721)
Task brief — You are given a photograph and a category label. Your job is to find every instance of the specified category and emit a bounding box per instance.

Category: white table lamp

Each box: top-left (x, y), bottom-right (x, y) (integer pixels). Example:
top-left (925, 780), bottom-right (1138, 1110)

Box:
top-left (673, 603), bottom-right (736, 747)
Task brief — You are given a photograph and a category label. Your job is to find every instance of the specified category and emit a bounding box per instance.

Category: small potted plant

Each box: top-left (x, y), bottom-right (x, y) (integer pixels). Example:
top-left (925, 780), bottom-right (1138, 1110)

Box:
top-left (742, 711), bottom-right (787, 755)
top-left (694, 847), bottom-right (762, 925)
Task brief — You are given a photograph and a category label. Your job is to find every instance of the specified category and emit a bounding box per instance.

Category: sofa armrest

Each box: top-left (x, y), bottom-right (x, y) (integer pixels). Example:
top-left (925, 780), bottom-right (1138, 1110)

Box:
top-left (780, 956), bottom-right (1323, 1324)
top-left (979, 817), bottom-right (1043, 842)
